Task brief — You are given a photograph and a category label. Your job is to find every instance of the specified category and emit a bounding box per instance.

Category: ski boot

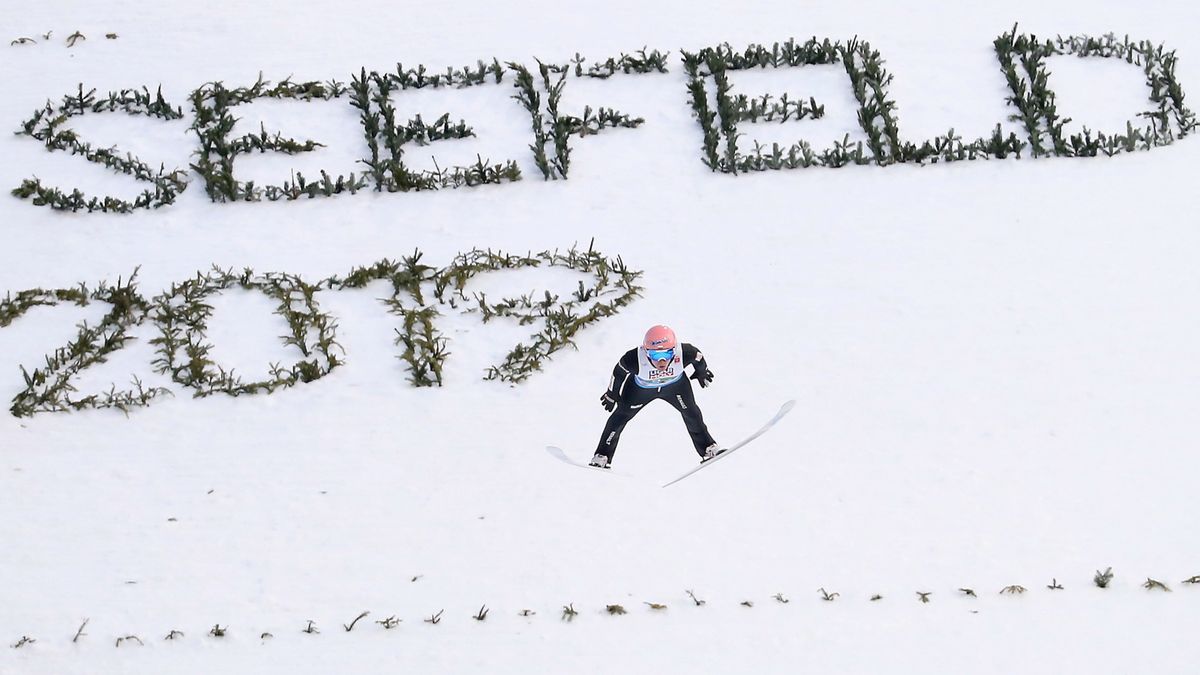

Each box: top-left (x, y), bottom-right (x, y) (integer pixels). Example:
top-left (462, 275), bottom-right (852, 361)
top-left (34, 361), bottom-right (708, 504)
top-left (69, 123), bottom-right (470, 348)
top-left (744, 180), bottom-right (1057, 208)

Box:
top-left (700, 443), bottom-right (726, 463)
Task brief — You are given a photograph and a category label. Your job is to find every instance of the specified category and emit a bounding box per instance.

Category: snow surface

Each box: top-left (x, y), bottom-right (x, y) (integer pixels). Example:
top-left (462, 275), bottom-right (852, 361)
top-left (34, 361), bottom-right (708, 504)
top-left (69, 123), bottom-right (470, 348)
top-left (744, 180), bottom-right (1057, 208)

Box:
top-left (2, 0), bottom-right (1200, 673)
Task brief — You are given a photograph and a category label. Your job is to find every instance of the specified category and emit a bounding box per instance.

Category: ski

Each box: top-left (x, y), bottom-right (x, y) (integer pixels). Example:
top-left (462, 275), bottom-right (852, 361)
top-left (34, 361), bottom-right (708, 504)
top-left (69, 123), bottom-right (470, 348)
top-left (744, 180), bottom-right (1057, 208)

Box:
top-left (662, 399), bottom-right (796, 487)
top-left (546, 446), bottom-right (626, 475)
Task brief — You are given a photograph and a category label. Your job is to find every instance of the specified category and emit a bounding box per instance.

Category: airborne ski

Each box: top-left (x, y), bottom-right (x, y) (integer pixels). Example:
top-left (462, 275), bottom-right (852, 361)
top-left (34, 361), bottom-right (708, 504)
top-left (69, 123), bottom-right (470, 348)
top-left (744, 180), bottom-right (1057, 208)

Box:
top-left (546, 446), bottom-right (627, 475)
top-left (662, 400), bottom-right (795, 487)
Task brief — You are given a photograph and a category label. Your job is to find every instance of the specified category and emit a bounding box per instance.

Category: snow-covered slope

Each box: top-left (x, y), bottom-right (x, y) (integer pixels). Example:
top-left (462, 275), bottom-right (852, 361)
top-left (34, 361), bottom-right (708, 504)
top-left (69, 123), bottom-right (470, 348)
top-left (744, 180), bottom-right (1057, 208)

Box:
top-left (3, 1), bottom-right (1200, 673)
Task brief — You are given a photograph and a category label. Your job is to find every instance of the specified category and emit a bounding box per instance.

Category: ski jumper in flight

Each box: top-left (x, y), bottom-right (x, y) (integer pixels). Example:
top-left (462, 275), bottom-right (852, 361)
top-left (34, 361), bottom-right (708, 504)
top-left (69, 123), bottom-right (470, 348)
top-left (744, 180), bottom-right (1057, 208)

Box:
top-left (590, 325), bottom-right (721, 469)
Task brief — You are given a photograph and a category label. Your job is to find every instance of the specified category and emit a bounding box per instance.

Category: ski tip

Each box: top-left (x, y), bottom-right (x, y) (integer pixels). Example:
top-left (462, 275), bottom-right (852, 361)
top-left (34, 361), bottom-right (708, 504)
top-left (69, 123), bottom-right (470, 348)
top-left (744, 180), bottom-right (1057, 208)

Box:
top-left (780, 399), bottom-right (797, 413)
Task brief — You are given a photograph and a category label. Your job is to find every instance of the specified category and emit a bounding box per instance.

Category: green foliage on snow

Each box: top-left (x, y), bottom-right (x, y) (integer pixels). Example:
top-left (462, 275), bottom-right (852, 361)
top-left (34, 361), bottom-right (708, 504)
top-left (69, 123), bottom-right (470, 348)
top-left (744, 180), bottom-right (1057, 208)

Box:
top-left (351, 67), bottom-right (522, 192)
top-left (7, 271), bottom-right (173, 417)
top-left (149, 267), bottom-right (343, 397)
top-left (993, 27), bottom-right (1196, 157)
top-left (681, 36), bottom-right (1027, 172)
top-left (1, 244), bottom-right (643, 415)
top-left (11, 84), bottom-right (189, 212)
top-left (8, 36), bottom-right (1194, 211)
top-left (323, 242), bottom-right (644, 387)
top-left (188, 75), bottom-right (372, 201)
top-left (682, 29), bottom-right (1195, 172)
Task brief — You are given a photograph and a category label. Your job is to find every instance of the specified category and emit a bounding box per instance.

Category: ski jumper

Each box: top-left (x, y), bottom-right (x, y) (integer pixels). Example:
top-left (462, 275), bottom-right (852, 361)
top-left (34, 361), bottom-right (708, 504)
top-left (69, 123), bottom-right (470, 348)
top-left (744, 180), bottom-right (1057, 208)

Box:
top-left (594, 343), bottom-right (716, 462)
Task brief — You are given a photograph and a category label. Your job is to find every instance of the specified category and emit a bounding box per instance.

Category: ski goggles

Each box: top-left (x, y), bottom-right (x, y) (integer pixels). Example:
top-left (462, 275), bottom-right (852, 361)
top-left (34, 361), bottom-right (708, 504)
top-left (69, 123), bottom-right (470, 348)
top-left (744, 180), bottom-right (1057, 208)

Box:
top-left (647, 347), bottom-right (675, 363)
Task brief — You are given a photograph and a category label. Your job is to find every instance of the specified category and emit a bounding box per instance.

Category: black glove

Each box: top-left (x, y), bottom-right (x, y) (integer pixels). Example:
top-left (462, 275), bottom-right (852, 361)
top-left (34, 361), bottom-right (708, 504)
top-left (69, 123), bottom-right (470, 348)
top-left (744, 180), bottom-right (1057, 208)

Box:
top-left (691, 368), bottom-right (714, 388)
top-left (600, 392), bottom-right (617, 411)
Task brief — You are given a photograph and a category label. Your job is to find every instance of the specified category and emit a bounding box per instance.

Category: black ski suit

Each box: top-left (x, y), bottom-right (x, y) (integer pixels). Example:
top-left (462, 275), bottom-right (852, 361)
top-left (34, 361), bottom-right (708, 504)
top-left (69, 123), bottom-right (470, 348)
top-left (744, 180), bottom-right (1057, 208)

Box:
top-left (594, 343), bottom-right (716, 463)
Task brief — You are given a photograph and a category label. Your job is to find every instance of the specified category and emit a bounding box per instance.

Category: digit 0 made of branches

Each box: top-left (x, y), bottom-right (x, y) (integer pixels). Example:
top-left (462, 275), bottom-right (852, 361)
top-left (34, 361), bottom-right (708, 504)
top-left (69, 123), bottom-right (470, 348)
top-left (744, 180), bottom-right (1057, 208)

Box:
top-left (149, 268), bottom-right (342, 397)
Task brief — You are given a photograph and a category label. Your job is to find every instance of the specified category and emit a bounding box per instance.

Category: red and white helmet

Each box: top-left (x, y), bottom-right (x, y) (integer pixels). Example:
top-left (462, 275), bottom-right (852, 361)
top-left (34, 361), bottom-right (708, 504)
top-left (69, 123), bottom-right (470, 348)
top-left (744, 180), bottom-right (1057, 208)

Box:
top-left (643, 325), bottom-right (677, 351)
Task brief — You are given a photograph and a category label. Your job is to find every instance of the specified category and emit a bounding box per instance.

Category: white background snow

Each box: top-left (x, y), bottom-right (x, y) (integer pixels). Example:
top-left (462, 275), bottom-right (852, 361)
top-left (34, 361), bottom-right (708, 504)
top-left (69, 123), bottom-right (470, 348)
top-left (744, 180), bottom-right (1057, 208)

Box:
top-left (2, 0), bottom-right (1199, 673)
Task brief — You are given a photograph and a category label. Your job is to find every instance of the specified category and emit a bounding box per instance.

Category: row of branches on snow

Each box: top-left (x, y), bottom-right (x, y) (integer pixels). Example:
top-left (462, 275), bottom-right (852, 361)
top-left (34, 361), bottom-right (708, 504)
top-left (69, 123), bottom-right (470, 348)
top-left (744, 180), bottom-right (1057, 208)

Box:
top-left (511, 49), bottom-right (661, 177)
top-left (149, 267), bottom-right (343, 398)
top-left (683, 29), bottom-right (1194, 173)
top-left (682, 38), bottom-right (1027, 173)
top-left (731, 93), bottom-right (824, 125)
top-left (13, 47), bottom-right (658, 212)
top-left (11, 35), bottom-right (1198, 212)
top-left (350, 69), bottom-right (521, 192)
top-left (507, 59), bottom-right (645, 179)
top-left (569, 47), bottom-right (671, 78)
top-left (14, 573), bottom-right (1200, 648)
top-left (682, 38), bottom-right (853, 172)
top-left (190, 49), bottom-right (657, 190)
top-left (325, 251), bottom-right (448, 387)
top-left (0, 286), bottom-right (90, 327)
top-left (507, 63), bottom-right (556, 179)
top-left (994, 25), bottom-right (1196, 158)
top-left (11, 84), bottom-right (189, 212)
top-left (323, 241), bottom-right (644, 386)
top-left (192, 51), bottom-right (653, 198)
top-left (839, 39), bottom-right (1028, 165)
top-left (440, 243), bottom-right (643, 383)
top-left (0, 244), bottom-right (643, 415)
top-left (380, 58), bottom-right (507, 90)
top-left (10, 30), bottom-right (115, 47)
top-left (188, 75), bottom-right (369, 202)
top-left (7, 271), bottom-right (172, 417)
